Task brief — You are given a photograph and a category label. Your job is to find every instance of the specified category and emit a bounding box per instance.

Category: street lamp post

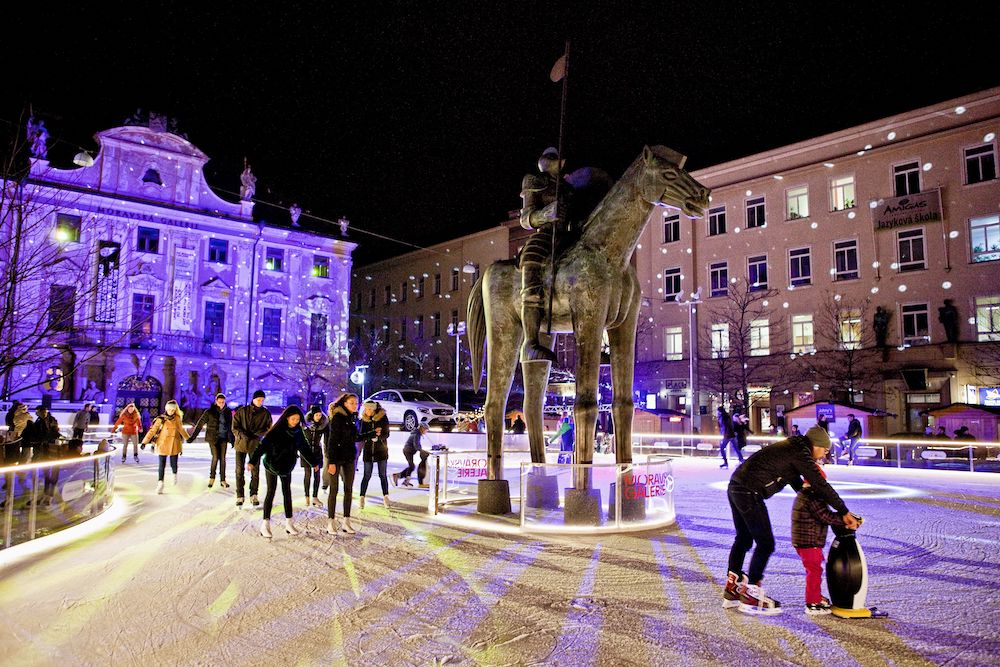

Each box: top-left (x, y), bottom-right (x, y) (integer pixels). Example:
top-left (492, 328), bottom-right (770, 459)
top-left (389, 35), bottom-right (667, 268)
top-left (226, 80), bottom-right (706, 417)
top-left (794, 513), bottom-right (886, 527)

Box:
top-left (447, 321), bottom-right (466, 413)
top-left (675, 288), bottom-right (702, 433)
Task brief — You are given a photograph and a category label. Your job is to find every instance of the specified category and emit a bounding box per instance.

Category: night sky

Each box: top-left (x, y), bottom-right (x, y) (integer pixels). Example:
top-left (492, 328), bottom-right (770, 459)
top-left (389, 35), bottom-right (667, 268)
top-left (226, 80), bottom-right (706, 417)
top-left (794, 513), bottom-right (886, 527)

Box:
top-left (5, 3), bottom-right (997, 264)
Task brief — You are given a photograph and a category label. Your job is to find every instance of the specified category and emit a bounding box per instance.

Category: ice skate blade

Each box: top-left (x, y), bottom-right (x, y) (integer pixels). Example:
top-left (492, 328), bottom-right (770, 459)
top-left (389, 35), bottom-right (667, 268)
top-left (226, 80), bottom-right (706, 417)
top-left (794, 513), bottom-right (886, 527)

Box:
top-left (831, 606), bottom-right (873, 619)
top-left (738, 603), bottom-right (782, 616)
top-left (722, 598), bottom-right (741, 609)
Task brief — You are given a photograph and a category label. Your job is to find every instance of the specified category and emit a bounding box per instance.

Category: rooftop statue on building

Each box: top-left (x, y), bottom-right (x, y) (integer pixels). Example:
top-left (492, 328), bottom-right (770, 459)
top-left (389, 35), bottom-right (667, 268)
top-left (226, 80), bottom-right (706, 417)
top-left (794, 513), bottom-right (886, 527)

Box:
top-left (26, 117), bottom-right (49, 159)
top-left (240, 161), bottom-right (257, 201)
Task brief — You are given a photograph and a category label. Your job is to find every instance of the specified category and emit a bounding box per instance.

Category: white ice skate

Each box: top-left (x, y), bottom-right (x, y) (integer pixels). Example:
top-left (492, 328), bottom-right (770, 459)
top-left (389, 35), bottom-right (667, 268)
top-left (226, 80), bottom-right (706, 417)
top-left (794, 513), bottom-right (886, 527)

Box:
top-left (260, 520), bottom-right (272, 539)
top-left (341, 517), bottom-right (356, 534)
top-left (285, 519), bottom-right (300, 536)
top-left (156, 480), bottom-right (164, 494)
top-left (739, 582), bottom-right (782, 616)
top-left (383, 495), bottom-right (390, 509)
top-left (326, 518), bottom-right (338, 535)
top-left (359, 496), bottom-right (366, 510)
top-left (172, 472), bottom-right (178, 486)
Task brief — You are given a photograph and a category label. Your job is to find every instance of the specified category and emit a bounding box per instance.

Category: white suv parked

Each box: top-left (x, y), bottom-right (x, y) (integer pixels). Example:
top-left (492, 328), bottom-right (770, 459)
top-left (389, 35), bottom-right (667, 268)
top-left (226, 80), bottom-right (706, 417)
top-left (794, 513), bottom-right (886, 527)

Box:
top-left (365, 390), bottom-right (457, 431)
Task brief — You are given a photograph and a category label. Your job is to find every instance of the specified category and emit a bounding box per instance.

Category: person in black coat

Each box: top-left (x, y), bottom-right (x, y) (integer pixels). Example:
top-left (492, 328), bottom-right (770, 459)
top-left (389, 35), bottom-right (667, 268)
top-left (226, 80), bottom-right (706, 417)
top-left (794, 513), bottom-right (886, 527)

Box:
top-left (721, 426), bottom-right (860, 615)
top-left (717, 406), bottom-right (737, 469)
top-left (357, 400), bottom-right (391, 510)
top-left (326, 393), bottom-right (361, 535)
top-left (732, 413), bottom-right (750, 464)
top-left (302, 405), bottom-right (328, 508)
top-left (396, 422), bottom-right (430, 487)
top-left (188, 393), bottom-right (234, 489)
top-left (248, 405), bottom-right (318, 538)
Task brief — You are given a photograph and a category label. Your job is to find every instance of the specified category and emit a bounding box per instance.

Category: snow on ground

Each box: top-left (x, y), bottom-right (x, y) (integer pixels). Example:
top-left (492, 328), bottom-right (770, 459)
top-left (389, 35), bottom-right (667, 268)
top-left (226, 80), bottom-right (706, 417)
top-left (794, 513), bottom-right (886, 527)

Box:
top-left (1, 443), bottom-right (998, 666)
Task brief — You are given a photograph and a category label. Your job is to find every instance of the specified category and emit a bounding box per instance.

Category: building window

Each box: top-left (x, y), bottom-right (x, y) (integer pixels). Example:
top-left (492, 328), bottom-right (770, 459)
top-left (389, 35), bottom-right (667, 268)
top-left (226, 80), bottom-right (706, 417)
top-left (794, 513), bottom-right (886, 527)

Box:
top-left (384, 286), bottom-right (392, 306)
top-left (434, 273), bottom-right (441, 295)
top-left (207, 238), bottom-right (228, 263)
top-left (830, 175), bottom-right (855, 211)
top-left (141, 168), bottom-right (163, 185)
top-left (663, 212), bottom-right (680, 243)
top-left (431, 312), bottom-right (441, 337)
top-left (417, 276), bottom-right (425, 299)
top-left (746, 196), bottom-right (766, 228)
top-left (710, 261), bottom-right (728, 297)
top-left (750, 319), bottom-right (769, 356)
top-left (309, 313), bottom-right (328, 351)
top-left (415, 315), bottom-right (424, 338)
top-left (663, 326), bottom-right (683, 361)
top-left (48, 285), bottom-right (76, 331)
top-left (137, 226), bottom-right (160, 253)
top-left (708, 206), bottom-right (726, 236)
top-left (975, 296), bottom-right (1000, 341)
top-left (130, 293), bottom-right (154, 345)
top-left (450, 309), bottom-right (459, 332)
top-left (312, 255), bottom-right (330, 278)
top-left (897, 228), bottom-right (926, 272)
top-left (747, 255), bottom-right (768, 291)
top-left (265, 247), bottom-right (284, 272)
top-left (965, 143), bottom-right (997, 185)
top-left (786, 186), bottom-right (809, 220)
top-left (54, 213), bottom-right (81, 243)
top-left (204, 301), bottom-right (225, 343)
top-left (711, 323), bottom-right (729, 358)
top-left (901, 303), bottom-right (930, 345)
top-left (791, 314), bottom-right (814, 353)
top-left (834, 239), bottom-right (860, 281)
top-left (262, 308), bottom-right (282, 348)
top-left (451, 268), bottom-right (460, 291)
top-left (663, 267), bottom-right (681, 301)
top-left (893, 161), bottom-right (921, 196)
top-left (839, 309), bottom-right (862, 350)
top-left (789, 247), bottom-right (812, 286)
top-left (368, 288), bottom-right (376, 309)
top-left (970, 214), bottom-right (1000, 263)
top-left (400, 281), bottom-right (408, 303)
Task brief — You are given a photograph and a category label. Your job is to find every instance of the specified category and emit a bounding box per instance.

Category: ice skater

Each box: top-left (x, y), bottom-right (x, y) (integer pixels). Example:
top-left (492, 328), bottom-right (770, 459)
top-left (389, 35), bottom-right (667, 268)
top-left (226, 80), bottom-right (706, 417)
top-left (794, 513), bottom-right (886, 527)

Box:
top-left (187, 392), bottom-right (234, 488)
top-left (232, 390), bottom-right (273, 508)
top-left (142, 400), bottom-right (190, 494)
top-left (248, 405), bottom-right (319, 538)
top-left (302, 405), bottom-right (328, 508)
top-left (357, 400), bottom-right (391, 510)
top-left (721, 425), bottom-right (859, 615)
top-left (717, 406), bottom-right (737, 468)
top-left (326, 393), bottom-right (361, 535)
top-left (395, 422), bottom-right (429, 487)
top-left (112, 402), bottom-right (144, 463)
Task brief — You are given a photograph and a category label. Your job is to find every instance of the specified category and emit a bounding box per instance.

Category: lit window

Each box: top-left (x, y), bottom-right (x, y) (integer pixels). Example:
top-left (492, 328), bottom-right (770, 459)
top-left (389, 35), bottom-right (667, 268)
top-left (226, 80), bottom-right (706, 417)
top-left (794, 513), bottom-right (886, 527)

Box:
top-left (750, 319), bottom-right (770, 356)
top-left (965, 143), bottom-right (997, 185)
top-left (663, 267), bottom-right (681, 301)
top-left (313, 255), bottom-right (330, 278)
top-left (830, 175), bottom-right (855, 211)
top-left (786, 186), bottom-right (809, 220)
top-left (663, 212), bottom-right (680, 243)
top-left (747, 255), bottom-right (768, 291)
top-left (897, 228), bottom-right (926, 272)
top-left (893, 161), bottom-right (920, 196)
top-left (792, 314), bottom-right (814, 353)
top-left (708, 206), bottom-right (726, 236)
top-left (265, 247), bottom-right (284, 272)
top-left (834, 239), bottom-right (859, 281)
top-left (970, 214), bottom-right (1000, 263)
top-left (901, 304), bottom-right (930, 345)
top-left (975, 296), bottom-right (1000, 342)
top-left (663, 326), bottom-right (682, 361)
top-left (839, 309), bottom-right (862, 350)
top-left (54, 213), bottom-right (81, 243)
top-left (789, 247), bottom-right (812, 286)
top-left (710, 261), bottom-right (728, 297)
top-left (746, 196), bottom-right (766, 228)
top-left (711, 323), bottom-right (729, 358)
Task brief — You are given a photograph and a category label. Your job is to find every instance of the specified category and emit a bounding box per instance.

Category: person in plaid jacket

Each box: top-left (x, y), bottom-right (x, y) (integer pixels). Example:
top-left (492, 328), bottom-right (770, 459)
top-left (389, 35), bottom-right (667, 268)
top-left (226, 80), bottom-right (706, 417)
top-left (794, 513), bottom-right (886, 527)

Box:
top-left (791, 463), bottom-right (851, 615)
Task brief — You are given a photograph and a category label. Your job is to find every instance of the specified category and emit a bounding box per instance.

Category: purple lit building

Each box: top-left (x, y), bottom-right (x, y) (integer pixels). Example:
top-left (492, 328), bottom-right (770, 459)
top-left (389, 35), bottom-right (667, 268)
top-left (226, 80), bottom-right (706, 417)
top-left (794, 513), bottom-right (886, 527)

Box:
top-left (0, 113), bottom-right (355, 417)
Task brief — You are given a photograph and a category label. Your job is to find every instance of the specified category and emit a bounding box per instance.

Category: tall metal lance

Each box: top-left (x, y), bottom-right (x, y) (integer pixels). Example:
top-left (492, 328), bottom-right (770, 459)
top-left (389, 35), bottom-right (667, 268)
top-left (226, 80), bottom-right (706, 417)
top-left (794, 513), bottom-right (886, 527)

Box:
top-left (547, 39), bottom-right (570, 335)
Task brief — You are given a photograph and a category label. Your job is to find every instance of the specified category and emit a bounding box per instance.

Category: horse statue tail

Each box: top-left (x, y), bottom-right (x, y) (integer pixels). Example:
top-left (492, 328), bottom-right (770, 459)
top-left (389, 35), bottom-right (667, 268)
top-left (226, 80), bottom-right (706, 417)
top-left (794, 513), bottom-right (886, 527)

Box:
top-left (467, 269), bottom-right (487, 393)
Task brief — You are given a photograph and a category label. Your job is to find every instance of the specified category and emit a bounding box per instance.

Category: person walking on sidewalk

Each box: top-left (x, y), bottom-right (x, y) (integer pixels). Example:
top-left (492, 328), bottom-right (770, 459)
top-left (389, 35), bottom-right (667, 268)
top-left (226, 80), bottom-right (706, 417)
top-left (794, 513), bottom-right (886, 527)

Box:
top-left (112, 402), bottom-right (144, 463)
top-left (302, 405), bottom-right (328, 508)
top-left (188, 393), bottom-right (234, 489)
top-left (249, 405), bottom-right (319, 538)
top-left (326, 393), bottom-right (361, 535)
top-left (357, 400), bottom-right (391, 510)
top-left (232, 390), bottom-right (272, 508)
top-left (395, 422), bottom-right (429, 487)
top-left (721, 425), bottom-right (859, 615)
top-left (142, 400), bottom-right (190, 494)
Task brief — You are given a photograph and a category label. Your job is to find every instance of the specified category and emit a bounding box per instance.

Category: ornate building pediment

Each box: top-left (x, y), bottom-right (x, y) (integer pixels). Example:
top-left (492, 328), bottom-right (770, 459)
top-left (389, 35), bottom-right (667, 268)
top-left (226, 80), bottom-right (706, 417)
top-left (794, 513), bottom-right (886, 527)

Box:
top-left (259, 289), bottom-right (289, 305)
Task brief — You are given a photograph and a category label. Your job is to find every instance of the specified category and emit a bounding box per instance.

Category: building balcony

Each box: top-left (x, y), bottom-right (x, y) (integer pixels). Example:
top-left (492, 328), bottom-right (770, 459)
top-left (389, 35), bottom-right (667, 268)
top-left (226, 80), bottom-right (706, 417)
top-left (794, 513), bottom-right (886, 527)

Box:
top-left (64, 328), bottom-right (212, 355)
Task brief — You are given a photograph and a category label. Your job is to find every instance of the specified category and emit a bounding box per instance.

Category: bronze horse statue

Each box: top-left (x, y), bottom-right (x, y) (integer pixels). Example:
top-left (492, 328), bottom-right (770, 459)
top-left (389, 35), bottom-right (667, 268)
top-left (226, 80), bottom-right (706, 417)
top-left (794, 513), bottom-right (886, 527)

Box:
top-left (468, 145), bottom-right (710, 500)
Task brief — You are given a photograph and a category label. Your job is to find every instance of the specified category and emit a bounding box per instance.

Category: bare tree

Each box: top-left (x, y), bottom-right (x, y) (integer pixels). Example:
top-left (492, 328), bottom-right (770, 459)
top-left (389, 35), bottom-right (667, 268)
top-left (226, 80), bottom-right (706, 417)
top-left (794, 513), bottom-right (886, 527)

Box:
top-left (699, 278), bottom-right (791, 414)
top-left (347, 321), bottom-right (392, 390)
top-left (797, 291), bottom-right (885, 404)
top-left (0, 110), bottom-right (157, 400)
top-left (960, 341), bottom-right (1000, 389)
top-left (400, 336), bottom-right (435, 386)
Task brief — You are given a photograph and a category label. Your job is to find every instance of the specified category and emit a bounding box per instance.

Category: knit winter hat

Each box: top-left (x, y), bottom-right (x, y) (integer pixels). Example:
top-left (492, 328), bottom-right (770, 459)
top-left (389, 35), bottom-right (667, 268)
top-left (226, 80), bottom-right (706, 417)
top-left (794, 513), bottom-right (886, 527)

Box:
top-left (252, 390), bottom-right (266, 400)
top-left (804, 425), bottom-right (831, 449)
top-left (362, 400), bottom-right (378, 411)
top-left (215, 392), bottom-right (226, 400)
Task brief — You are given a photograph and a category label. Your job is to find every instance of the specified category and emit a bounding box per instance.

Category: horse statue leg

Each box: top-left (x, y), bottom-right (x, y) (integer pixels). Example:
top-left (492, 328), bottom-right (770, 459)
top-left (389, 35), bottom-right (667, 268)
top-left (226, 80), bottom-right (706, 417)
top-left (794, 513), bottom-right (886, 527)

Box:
top-left (607, 302), bottom-right (638, 465)
top-left (521, 329), bottom-right (555, 465)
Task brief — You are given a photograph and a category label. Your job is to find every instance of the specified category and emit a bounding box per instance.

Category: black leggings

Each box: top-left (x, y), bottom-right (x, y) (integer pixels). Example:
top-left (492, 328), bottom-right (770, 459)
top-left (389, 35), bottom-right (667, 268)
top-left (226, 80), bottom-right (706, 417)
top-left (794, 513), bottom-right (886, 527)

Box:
top-left (360, 460), bottom-right (389, 496)
top-left (303, 464), bottom-right (321, 498)
top-left (209, 439), bottom-right (228, 480)
top-left (157, 454), bottom-right (179, 481)
top-left (727, 483), bottom-right (775, 583)
top-left (328, 462), bottom-right (356, 518)
top-left (263, 470), bottom-right (293, 520)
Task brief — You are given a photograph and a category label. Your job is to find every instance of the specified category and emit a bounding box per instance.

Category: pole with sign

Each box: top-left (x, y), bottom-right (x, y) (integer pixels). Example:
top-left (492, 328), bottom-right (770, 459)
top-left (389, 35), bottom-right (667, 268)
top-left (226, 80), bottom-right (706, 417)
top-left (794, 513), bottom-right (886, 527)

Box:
top-left (351, 365), bottom-right (368, 401)
top-left (447, 322), bottom-right (466, 413)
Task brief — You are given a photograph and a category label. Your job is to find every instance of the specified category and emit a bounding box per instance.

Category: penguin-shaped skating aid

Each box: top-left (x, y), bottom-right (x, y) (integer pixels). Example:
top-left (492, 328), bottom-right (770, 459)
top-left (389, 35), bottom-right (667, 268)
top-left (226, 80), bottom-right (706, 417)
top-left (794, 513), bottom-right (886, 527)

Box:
top-left (826, 517), bottom-right (887, 618)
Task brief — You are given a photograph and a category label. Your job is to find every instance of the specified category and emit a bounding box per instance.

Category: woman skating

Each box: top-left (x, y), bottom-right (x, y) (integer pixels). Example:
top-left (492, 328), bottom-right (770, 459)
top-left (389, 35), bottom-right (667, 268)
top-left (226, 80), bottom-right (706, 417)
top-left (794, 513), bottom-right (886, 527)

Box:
top-left (326, 393), bottom-right (361, 535)
top-left (357, 400), bottom-right (391, 510)
top-left (248, 405), bottom-right (319, 538)
top-left (112, 402), bottom-right (144, 464)
top-left (302, 405), bottom-right (328, 508)
top-left (142, 400), bottom-right (189, 494)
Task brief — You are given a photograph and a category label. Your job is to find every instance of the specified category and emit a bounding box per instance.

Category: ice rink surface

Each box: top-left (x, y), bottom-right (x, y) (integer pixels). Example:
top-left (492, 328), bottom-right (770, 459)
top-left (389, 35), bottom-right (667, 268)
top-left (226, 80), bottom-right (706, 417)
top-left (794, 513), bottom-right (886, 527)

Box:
top-left (1, 445), bottom-right (998, 666)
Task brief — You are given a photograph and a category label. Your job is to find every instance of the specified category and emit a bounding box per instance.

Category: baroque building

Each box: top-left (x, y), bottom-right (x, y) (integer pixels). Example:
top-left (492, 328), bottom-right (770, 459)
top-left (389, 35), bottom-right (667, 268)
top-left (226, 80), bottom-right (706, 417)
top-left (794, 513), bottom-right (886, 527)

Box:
top-left (1, 114), bottom-right (355, 416)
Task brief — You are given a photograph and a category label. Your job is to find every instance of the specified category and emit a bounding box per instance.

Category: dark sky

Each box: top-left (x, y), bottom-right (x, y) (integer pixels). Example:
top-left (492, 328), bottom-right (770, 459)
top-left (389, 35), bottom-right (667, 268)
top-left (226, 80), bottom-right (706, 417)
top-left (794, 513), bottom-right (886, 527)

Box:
top-left (5, 2), bottom-right (997, 264)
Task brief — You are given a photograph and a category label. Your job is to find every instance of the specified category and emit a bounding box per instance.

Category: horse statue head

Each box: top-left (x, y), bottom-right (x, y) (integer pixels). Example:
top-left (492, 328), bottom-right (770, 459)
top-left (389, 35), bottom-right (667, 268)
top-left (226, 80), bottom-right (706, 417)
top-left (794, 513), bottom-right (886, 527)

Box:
top-left (634, 145), bottom-right (709, 219)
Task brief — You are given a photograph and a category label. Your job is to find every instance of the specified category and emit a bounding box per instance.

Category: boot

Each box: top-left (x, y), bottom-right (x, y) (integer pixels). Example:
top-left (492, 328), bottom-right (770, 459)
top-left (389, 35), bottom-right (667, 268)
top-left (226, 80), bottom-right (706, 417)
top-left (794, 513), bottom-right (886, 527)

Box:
top-left (251, 495), bottom-right (260, 506)
top-left (359, 496), bottom-right (366, 509)
top-left (722, 571), bottom-right (745, 609)
top-left (156, 480), bottom-right (164, 494)
top-left (312, 497), bottom-right (323, 508)
top-left (260, 520), bottom-right (272, 539)
top-left (208, 478), bottom-right (215, 489)
top-left (521, 304), bottom-right (556, 362)
top-left (326, 518), bottom-right (338, 535)
top-left (220, 480), bottom-right (230, 488)
top-left (341, 517), bottom-right (356, 534)
top-left (383, 495), bottom-right (390, 509)
top-left (173, 472), bottom-right (178, 486)
top-left (739, 581), bottom-right (782, 615)
top-left (285, 518), bottom-right (299, 535)
top-left (392, 472), bottom-right (400, 487)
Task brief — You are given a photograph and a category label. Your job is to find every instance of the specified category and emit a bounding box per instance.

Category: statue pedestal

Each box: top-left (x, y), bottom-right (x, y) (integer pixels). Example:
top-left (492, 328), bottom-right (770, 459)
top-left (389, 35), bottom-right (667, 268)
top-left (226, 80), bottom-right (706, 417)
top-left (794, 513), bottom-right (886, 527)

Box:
top-left (608, 482), bottom-right (647, 522)
top-left (477, 479), bottom-right (512, 515)
top-left (524, 469), bottom-right (560, 510)
top-left (564, 487), bottom-right (603, 526)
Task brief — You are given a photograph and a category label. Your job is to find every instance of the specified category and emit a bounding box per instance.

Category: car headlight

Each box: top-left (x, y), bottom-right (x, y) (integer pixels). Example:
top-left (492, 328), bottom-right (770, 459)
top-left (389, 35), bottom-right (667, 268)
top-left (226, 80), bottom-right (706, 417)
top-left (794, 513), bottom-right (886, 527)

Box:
top-left (419, 408), bottom-right (431, 414)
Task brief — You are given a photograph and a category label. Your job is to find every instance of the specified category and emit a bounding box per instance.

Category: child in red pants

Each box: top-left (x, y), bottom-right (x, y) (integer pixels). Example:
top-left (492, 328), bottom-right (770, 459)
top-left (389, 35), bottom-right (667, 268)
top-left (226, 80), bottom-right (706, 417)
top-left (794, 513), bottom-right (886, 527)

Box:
top-left (791, 464), bottom-right (847, 615)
